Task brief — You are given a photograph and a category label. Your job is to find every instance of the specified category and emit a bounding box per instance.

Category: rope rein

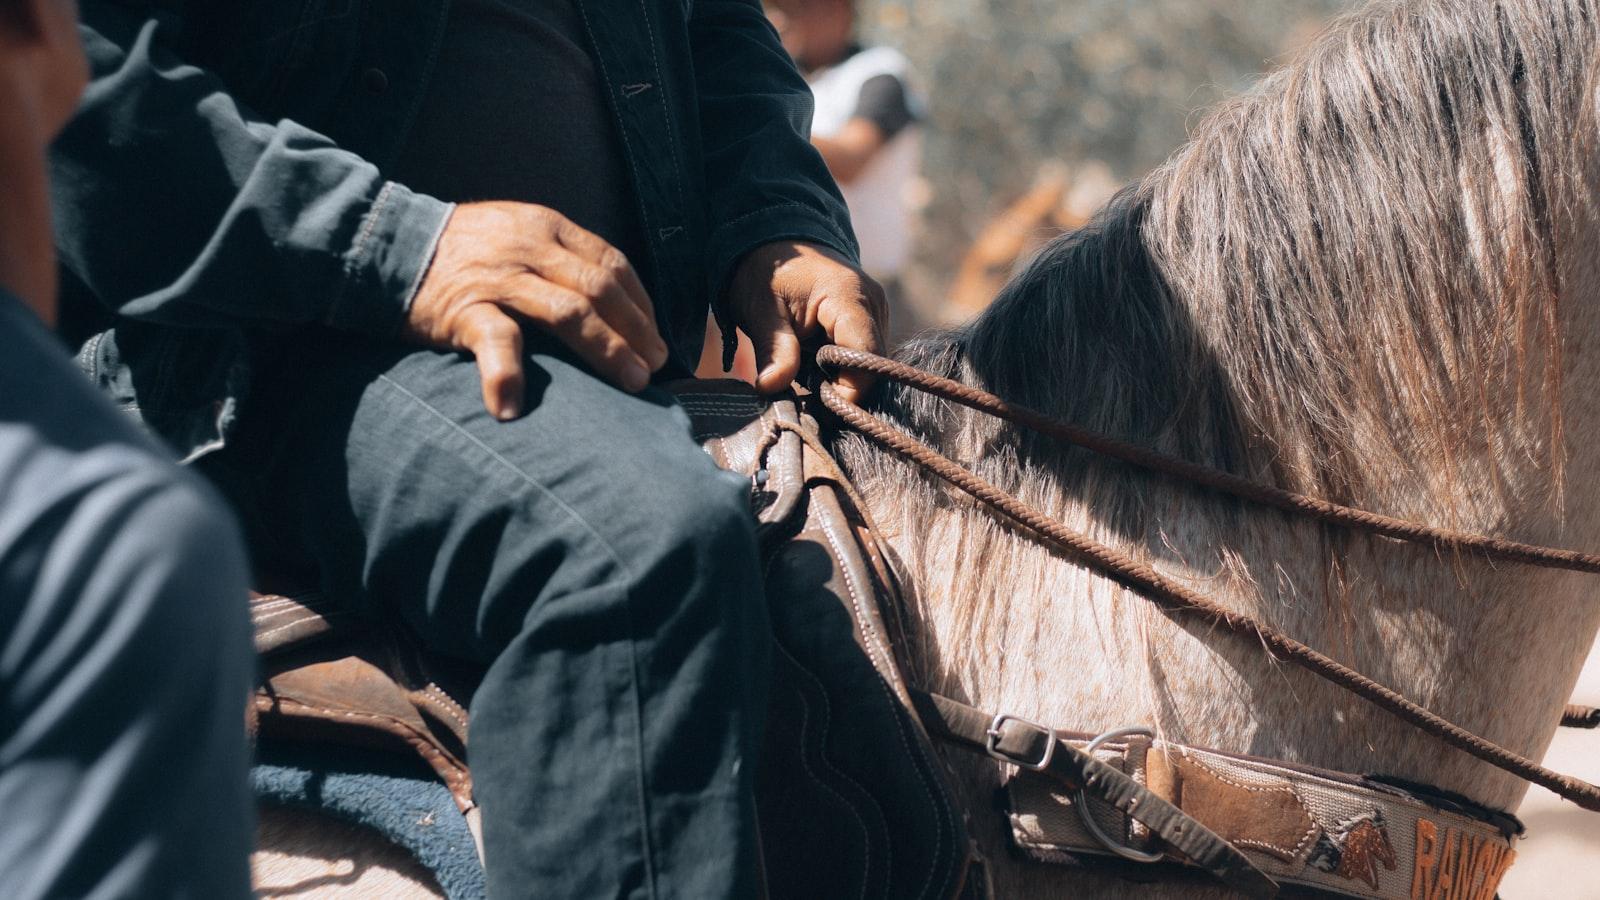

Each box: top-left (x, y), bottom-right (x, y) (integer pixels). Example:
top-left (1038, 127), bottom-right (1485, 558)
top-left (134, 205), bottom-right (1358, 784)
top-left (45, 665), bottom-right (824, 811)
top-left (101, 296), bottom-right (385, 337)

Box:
top-left (815, 345), bottom-right (1600, 812)
top-left (818, 346), bottom-right (1600, 573)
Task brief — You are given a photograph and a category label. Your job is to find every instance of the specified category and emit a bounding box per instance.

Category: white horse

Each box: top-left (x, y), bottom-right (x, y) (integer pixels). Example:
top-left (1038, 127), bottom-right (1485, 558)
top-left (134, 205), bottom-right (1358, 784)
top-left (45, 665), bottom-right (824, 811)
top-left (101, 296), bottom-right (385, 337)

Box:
top-left (253, 0), bottom-right (1600, 894)
top-left (835, 0), bottom-right (1600, 895)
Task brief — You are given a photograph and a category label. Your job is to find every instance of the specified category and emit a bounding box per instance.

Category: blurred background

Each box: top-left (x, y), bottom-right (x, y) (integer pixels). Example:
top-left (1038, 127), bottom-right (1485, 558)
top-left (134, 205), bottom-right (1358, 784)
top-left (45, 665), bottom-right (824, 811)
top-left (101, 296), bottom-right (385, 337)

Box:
top-left (855, 0), bottom-right (1352, 332)
top-left (758, 0), bottom-right (1600, 894)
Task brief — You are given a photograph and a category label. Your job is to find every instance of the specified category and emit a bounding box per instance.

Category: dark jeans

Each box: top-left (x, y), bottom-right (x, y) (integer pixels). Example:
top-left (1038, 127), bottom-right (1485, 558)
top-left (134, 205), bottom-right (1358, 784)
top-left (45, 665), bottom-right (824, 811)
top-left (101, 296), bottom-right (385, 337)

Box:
top-left (0, 294), bottom-right (254, 899)
top-left (228, 335), bottom-right (768, 899)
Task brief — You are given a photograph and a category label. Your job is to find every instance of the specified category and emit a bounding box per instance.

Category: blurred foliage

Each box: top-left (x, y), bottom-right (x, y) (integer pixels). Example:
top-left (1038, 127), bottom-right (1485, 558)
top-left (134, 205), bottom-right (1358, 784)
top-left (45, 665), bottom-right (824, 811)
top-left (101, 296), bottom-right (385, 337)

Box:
top-left (856, 0), bottom-right (1358, 311)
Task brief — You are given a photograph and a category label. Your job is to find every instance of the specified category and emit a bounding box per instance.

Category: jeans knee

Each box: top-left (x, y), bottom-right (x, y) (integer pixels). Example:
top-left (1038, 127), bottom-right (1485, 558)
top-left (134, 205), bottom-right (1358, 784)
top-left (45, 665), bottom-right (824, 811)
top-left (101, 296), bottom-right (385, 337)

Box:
top-left (646, 463), bottom-right (758, 570)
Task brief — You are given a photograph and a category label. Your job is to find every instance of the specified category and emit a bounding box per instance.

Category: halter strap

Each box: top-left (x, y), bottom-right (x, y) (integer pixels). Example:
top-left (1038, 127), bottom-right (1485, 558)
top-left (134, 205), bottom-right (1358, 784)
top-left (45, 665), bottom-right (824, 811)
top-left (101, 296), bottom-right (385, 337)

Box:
top-left (910, 689), bottom-right (1279, 898)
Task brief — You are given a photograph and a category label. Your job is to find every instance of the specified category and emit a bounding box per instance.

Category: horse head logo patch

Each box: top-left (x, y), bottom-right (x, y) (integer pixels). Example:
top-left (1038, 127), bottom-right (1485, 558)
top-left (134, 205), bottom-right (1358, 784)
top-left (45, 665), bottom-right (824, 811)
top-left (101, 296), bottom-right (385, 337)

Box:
top-left (1308, 810), bottom-right (1398, 890)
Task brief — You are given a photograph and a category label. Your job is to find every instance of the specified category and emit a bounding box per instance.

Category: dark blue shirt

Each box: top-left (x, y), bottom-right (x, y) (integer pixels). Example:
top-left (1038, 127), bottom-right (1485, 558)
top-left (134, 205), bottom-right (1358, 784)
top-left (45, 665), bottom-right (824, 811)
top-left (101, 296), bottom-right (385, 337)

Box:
top-left (389, 0), bottom-right (648, 270)
top-left (53, 0), bottom-right (858, 460)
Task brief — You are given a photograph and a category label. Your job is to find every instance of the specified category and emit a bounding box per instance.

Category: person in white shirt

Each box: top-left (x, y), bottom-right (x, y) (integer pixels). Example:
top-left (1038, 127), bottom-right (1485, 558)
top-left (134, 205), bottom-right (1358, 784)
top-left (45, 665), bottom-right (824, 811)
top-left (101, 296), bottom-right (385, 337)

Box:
top-left (768, 0), bottom-right (922, 337)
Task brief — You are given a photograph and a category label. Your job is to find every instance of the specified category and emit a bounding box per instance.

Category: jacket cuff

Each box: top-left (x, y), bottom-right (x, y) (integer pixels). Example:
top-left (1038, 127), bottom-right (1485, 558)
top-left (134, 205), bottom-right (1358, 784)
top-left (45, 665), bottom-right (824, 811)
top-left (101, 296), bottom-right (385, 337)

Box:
top-left (325, 181), bottom-right (454, 336)
top-left (705, 202), bottom-right (860, 366)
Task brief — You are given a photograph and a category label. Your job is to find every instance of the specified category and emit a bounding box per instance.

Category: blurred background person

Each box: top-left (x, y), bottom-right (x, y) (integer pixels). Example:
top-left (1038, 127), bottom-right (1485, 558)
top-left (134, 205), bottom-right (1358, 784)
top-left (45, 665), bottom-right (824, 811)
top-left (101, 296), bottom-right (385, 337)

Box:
top-left (770, 0), bottom-right (923, 343)
top-left (0, 0), bottom-right (254, 896)
top-left (701, 0), bottom-right (921, 380)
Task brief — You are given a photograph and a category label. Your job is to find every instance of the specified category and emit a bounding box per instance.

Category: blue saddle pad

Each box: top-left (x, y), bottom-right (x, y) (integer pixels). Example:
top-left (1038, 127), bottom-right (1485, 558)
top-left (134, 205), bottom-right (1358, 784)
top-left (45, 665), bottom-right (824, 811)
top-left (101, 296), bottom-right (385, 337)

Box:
top-left (252, 740), bottom-right (486, 900)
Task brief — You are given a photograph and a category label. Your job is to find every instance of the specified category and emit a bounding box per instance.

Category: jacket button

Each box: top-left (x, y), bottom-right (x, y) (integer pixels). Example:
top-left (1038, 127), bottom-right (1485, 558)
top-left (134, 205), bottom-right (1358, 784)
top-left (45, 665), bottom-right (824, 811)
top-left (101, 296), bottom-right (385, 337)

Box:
top-left (362, 67), bottom-right (389, 94)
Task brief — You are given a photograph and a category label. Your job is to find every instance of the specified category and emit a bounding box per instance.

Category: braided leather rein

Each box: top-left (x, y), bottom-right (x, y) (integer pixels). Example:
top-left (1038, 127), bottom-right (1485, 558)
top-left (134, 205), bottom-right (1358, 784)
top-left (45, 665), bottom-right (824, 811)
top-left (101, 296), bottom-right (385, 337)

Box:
top-left (815, 345), bottom-right (1600, 812)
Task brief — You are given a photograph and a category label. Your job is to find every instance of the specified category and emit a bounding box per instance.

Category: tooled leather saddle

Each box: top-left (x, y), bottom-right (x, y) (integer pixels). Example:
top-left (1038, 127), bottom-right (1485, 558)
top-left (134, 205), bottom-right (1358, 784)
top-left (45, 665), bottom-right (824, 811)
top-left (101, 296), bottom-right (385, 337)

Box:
top-left (248, 380), bottom-right (980, 899)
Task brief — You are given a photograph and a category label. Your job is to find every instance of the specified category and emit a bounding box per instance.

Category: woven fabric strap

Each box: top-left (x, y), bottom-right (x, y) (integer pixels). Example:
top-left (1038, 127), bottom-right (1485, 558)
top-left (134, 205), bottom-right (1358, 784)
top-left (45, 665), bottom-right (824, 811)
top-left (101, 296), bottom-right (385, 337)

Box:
top-left (910, 689), bottom-right (1279, 898)
top-left (814, 347), bottom-right (1600, 814)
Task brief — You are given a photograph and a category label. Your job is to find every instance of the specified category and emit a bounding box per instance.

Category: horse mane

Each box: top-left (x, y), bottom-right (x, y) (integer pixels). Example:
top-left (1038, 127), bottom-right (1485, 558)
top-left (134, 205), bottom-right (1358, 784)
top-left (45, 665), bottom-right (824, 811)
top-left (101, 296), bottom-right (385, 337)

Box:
top-left (838, 0), bottom-right (1600, 677)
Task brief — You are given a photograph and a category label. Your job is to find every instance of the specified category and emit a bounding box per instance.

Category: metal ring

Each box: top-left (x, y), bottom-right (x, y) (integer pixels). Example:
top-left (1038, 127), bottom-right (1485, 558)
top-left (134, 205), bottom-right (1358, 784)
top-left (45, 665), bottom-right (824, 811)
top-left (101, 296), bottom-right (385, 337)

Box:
top-left (1075, 725), bottom-right (1163, 864)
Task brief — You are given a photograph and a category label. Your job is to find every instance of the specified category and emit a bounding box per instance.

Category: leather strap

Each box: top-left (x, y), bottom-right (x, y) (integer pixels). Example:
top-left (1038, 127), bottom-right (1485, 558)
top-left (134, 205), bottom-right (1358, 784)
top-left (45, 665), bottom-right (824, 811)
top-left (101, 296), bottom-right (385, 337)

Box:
top-left (1008, 737), bottom-right (1518, 900)
top-left (910, 690), bottom-right (1279, 898)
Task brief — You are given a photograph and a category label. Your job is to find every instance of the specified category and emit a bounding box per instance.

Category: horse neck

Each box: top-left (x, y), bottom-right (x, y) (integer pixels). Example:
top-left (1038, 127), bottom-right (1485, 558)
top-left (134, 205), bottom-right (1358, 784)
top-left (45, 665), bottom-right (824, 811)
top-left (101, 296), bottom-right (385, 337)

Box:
top-left (868, 207), bottom-right (1600, 818)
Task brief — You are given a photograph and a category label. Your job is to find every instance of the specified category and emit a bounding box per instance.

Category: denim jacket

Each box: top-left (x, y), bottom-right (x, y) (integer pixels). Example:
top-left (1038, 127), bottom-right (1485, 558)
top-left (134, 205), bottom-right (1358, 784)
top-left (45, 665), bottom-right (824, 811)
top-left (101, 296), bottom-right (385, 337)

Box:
top-left (52, 0), bottom-right (858, 461)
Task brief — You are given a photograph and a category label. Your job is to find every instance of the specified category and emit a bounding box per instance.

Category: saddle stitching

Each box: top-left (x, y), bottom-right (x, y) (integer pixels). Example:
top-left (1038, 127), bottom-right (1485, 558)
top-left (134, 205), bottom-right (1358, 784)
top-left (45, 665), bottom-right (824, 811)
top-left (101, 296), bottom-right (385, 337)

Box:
top-left (769, 635), bottom-right (877, 900)
top-left (420, 683), bottom-right (470, 734)
top-left (675, 392), bottom-right (764, 403)
top-left (1173, 747), bottom-right (1320, 859)
top-left (773, 412), bottom-right (958, 900)
top-left (676, 402), bottom-right (763, 415)
top-left (250, 595), bottom-right (334, 613)
top-left (817, 514), bottom-right (943, 897)
top-left (255, 610), bottom-right (351, 643)
top-left (257, 694), bottom-right (471, 796)
top-left (754, 441), bottom-right (898, 899)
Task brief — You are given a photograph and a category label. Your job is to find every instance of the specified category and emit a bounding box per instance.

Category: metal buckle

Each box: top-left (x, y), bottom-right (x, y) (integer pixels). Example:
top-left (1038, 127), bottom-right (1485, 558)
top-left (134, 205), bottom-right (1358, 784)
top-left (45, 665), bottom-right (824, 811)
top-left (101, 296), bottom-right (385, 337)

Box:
top-left (1076, 725), bottom-right (1164, 864)
top-left (983, 712), bottom-right (1056, 771)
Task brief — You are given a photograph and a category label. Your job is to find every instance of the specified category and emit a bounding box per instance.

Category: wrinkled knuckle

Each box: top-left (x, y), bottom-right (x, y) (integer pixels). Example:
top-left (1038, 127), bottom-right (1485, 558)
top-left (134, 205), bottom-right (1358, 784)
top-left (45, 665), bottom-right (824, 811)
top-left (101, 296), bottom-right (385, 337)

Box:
top-left (581, 266), bottom-right (619, 300)
top-left (525, 204), bottom-right (558, 232)
top-left (599, 248), bottom-right (630, 275)
top-left (547, 293), bottom-right (590, 329)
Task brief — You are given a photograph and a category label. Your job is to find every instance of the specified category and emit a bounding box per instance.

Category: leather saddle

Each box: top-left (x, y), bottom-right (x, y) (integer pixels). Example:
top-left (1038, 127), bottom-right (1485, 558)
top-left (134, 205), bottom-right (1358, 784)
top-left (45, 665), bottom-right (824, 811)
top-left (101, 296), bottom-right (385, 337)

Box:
top-left (249, 380), bottom-right (978, 899)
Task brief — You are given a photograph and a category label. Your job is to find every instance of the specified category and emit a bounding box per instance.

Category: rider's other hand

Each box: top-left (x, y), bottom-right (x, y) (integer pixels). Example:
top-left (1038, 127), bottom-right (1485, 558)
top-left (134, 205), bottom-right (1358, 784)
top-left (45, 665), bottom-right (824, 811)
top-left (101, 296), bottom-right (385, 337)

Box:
top-left (404, 202), bottom-right (669, 420)
top-left (726, 240), bottom-right (887, 405)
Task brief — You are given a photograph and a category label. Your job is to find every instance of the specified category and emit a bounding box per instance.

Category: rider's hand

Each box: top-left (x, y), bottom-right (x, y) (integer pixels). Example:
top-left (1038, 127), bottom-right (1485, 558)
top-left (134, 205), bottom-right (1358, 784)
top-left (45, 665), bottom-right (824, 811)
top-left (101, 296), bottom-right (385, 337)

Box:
top-left (726, 240), bottom-right (887, 405)
top-left (404, 202), bottom-right (669, 419)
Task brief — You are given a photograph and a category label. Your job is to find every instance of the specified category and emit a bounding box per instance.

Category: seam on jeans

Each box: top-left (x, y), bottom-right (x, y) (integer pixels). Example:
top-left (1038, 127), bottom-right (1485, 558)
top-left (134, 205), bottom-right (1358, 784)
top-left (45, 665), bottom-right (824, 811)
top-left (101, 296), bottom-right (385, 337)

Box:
top-left (374, 370), bottom-right (661, 896)
top-left (372, 373), bottom-right (634, 579)
top-left (618, 580), bottom-right (659, 900)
